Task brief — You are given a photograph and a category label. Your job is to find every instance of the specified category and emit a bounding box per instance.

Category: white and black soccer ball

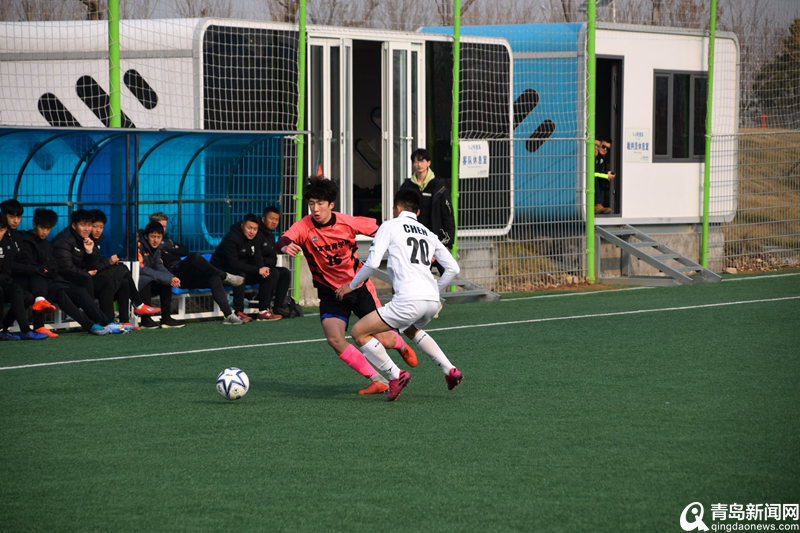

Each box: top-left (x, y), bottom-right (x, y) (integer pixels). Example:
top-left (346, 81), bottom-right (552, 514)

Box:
top-left (216, 367), bottom-right (249, 400)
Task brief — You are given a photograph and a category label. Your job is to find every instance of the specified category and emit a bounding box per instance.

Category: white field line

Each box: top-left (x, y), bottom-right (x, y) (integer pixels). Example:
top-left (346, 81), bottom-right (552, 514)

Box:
top-left (501, 271), bottom-right (800, 302)
top-left (2, 295), bottom-right (798, 372)
top-left (722, 272), bottom-right (800, 282)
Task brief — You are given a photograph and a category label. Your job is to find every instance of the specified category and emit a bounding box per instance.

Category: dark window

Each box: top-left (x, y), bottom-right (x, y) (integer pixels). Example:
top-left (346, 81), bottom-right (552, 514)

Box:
top-left (76, 75), bottom-right (135, 128)
top-left (654, 75), bottom-right (669, 155)
top-left (203, 25), bottom-right (299, 131)
top-left (124, 69), bottom-right (158, 110)
top-left (653, 71), bottom-right (707, 162)
top-left (693, 76), bottom-right (708, 156)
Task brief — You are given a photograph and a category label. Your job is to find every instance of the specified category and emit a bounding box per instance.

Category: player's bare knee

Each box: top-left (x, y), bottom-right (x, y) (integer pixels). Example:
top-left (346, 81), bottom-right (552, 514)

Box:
top-left (325, 333), bottom-right (347, 352)
top-left (352, 332), bottom-right (370, 347)
top-left (404, 325), bottom-right (418, 339)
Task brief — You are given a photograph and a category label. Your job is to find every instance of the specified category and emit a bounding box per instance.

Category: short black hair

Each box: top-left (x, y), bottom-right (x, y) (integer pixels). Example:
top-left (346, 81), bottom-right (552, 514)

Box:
top-left (242, 213), bottom-right (260, 226)
top-left (411, 148), bottom-right (431, 163)
top-left (32, 209), bottom-right (58, 228)
top-left (71, 209), bottom-right (94, 225)
top-left (597, 136), bottom-right (612, 144)
top-left (395, 188), bottom-right (420, 213)
top-left (304, 175), bottom-right (338, 204)
top-left (262, 205), bottom-right (280, 217)
top-left (89, 209), bottom-right (107, 224)
top-left (0, 212), bottom-right (7, 230)
top-left (0, 199), bottom-right (24, 217)
top-left (143, 221), bottom-right (164, 235)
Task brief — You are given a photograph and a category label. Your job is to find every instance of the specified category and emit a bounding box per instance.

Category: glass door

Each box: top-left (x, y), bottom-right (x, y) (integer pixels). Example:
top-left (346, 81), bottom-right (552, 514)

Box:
top-left (308, 38), bottom-right (351, 213)
top-left (383, 42), bottom-right (424, 220)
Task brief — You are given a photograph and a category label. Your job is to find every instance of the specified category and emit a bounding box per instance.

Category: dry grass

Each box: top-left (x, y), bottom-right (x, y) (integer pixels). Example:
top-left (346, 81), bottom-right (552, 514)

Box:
top-left (493, 239), bottom-right (588, 292)
top-left (721, 129), bottom-right (800, 271)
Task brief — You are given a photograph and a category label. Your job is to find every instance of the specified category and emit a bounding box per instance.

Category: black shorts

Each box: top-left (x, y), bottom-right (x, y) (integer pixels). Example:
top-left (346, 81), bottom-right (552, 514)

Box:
top-left (317, 283), bottom-right (380, 329)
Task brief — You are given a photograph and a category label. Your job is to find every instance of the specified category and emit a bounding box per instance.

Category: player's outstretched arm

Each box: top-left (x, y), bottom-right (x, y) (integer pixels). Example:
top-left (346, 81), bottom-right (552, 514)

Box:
top-left (348, 226), bottom-right (390, 290)
top-left (434, 240), bottom-right (460, 291)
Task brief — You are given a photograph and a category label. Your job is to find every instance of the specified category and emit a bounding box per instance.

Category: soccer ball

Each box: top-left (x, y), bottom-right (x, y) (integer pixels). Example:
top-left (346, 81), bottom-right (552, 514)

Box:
top-left (216, 367), bottom-right (249, 400)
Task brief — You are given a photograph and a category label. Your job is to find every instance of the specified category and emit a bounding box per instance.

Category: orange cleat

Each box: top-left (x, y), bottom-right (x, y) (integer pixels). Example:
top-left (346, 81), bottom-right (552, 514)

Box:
top-left (134, 304), bottom-right (160, 316)
top-left (32, 300), bottom-right (56, 314)
top-left (358, 381), bottom-right (389, 395)
top-left (398, 342), bottom-right (417, 367)
top-left (34, 326), bottom-right (58, 338)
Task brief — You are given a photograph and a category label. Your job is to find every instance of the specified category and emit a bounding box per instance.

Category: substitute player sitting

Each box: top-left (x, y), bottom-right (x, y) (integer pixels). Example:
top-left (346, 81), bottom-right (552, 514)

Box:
top-left (335, 188), bottom-right (463, 401)
top-left (275, 175), bottom-right (416, 395)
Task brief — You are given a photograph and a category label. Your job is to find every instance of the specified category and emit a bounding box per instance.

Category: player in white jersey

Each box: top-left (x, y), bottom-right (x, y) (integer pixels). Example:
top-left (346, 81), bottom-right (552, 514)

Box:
top-left (335, 188), bottom-right (463, 401)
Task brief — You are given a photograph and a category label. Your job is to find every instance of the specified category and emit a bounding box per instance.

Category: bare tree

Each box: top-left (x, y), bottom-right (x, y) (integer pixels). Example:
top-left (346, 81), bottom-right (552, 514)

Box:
top-left (719, 0), bottom-right (784, 126)
top-left (174, 0), bottom-right (233, 18)
top-left (11, 0), bottom-right (81, 21)
top-left (376, 0), bottom-right (425, 31)
top-left (79, 0), bottom-right (103, 20)
top-left (119, 0), bottom-right (158, 19)
top-left (462, 0), bottom-right (547, 26)
top-left (263, 0), bottom-right (299, 23)
top-left (560, 0), bottom-right (574, 23)
top-left (0, 1), bottom-right (14, 20)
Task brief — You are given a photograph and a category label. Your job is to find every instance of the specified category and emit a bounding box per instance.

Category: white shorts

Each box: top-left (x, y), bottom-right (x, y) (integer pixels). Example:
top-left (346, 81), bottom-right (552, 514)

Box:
top-left (377, 299), bottom-right (439, 331)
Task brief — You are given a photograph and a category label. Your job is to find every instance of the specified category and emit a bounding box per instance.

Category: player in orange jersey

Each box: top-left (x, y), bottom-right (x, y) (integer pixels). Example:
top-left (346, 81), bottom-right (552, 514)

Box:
top-left (276, 176), bottom-right (416, 394)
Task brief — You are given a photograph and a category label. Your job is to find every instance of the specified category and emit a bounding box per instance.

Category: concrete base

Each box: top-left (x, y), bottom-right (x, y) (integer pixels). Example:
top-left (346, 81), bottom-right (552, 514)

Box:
top-left (454, 237), bottom-right (499, 287)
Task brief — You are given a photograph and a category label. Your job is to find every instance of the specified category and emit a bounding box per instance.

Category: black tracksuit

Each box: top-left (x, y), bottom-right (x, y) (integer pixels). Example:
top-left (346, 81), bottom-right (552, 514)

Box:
top-left (0, 231), bottom-right (33, 334)
top-left (20, 230), bottom-right (110, 331)
top-left (90, 233), bottom-right (145, 323)
top-left (53, 227), bottom-right (127, 322)
top-left (211, 223), bottom-right (269, 313)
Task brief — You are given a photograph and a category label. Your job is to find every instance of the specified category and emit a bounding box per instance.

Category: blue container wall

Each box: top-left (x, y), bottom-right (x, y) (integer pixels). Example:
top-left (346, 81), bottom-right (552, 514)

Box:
top-left (424, 23), bottom-right (586, 222)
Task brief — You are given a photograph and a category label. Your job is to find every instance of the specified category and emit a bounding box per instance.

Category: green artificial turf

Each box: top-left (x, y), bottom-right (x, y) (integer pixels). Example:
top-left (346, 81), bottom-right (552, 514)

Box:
top-left (1, 272), bottom-right (799, 532)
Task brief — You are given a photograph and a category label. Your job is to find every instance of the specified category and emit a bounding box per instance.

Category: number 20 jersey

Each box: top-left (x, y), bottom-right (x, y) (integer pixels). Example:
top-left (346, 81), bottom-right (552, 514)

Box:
top-left (278, 212), bottom-right (378, 291)
top-left (352, 210), bottom-right (459, 302)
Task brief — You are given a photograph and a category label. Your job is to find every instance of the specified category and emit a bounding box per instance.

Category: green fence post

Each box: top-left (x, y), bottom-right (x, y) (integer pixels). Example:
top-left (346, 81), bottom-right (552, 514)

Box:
top-left (702, 0), bottom-right (718, 268)
top-left (449, 0), bottom-right (461, 291)
top-left (293, 0), bottom-right (307, 300)
top-left (586, 0), bottom-right (597, 283)
top-left (108, 0), bottom-right (121, 128)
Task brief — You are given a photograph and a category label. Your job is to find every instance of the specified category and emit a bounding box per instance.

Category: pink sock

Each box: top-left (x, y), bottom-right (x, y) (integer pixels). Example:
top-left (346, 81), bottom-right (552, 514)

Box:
top-left (391, 330), bottom-right (404, 350)
top-left (339, 344), bottom-right (377, 379)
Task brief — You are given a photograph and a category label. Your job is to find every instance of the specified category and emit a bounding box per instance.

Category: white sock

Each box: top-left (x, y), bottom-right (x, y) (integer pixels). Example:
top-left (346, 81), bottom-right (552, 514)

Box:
top-left (35, 297), bottom-right (45, 302)
top-left (361, 337), bottom-right (401, 380)
top-left (413, 329), bottom-right (454, 374)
